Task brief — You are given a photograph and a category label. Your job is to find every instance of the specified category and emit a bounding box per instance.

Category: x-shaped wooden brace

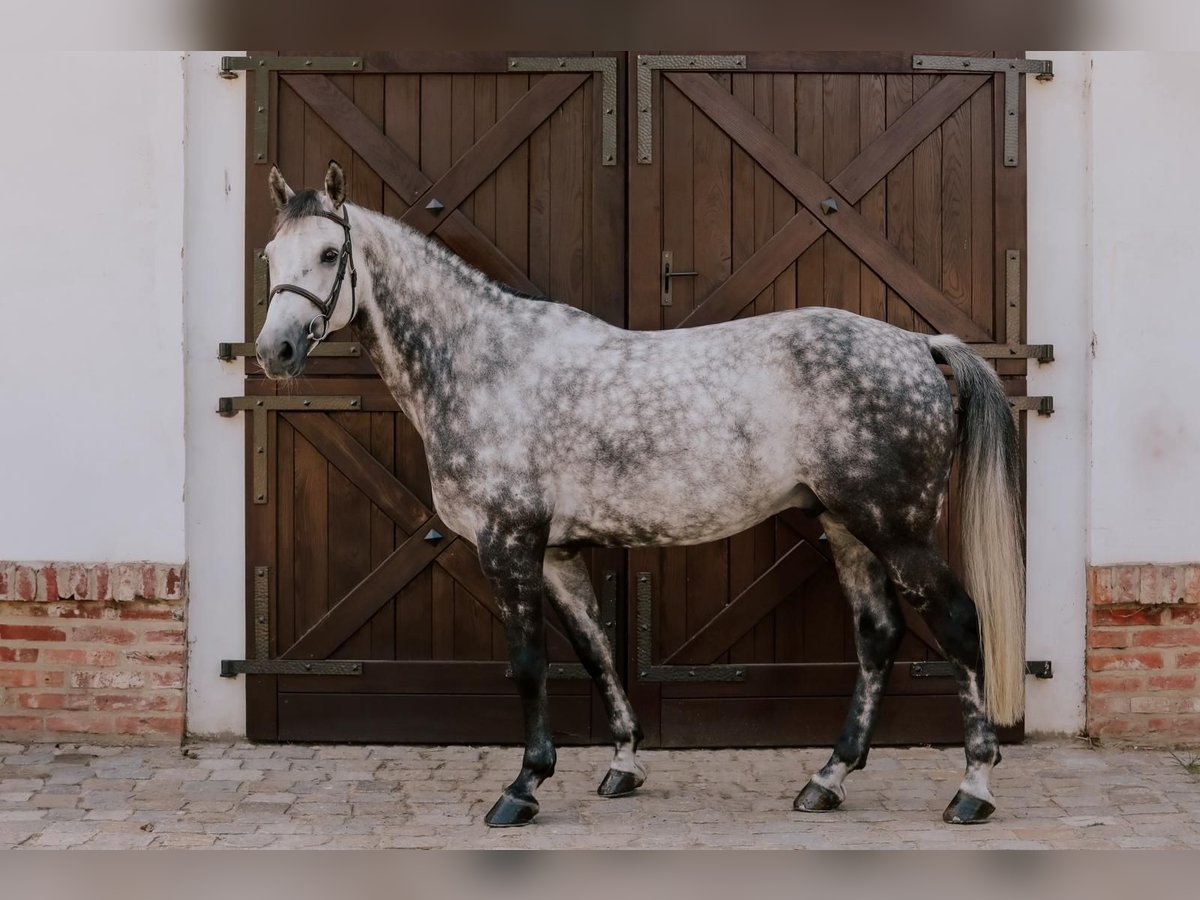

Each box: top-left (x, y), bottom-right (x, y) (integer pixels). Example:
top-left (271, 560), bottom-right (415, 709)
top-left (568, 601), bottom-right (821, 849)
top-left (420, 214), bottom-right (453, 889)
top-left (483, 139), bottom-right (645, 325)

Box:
top-left (666, 71), bottom-right (992, 342)
top-left (284, 71), bottom-right (591, 296)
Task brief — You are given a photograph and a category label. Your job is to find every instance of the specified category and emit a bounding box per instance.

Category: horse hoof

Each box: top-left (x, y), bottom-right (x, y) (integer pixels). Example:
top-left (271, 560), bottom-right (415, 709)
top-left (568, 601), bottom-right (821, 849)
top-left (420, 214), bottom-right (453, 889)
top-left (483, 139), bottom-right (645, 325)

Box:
top-left (597, 768), bottom-right (644, 798)
top-left (793, 780), bottom-right (843, 813)
top-left (942, 790), bottom-right (996, 825)
top-left (484, 793), bottom-right (539, 827)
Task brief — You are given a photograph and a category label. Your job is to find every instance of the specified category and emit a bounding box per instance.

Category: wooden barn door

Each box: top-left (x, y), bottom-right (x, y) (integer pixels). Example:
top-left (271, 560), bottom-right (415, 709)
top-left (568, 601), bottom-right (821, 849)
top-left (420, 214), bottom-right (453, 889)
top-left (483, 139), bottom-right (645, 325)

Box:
top-left (228, 52), bottom-right (626, 743)
top-left (625, 52), bottom-right (1041, 747)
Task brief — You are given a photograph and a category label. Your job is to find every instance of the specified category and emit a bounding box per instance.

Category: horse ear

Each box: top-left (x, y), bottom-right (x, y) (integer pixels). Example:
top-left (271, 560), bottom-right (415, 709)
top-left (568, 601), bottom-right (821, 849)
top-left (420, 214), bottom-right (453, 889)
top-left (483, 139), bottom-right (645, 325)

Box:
top-left (268, 166), bottom-right (294, 212)
top-left (324, 160), bottom-right (346, 208)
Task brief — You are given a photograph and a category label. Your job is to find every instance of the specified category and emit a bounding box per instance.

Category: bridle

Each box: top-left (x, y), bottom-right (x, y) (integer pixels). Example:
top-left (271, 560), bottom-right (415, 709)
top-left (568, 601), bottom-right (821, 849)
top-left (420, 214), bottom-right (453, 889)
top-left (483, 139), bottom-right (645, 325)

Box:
top-left (268, 206), bottom-right (358, 343)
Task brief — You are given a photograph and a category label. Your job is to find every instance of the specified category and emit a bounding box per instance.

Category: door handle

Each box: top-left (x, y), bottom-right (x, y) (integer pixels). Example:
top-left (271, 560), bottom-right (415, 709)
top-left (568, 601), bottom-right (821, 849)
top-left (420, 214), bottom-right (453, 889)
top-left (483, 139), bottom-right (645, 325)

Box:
top-left (661, 250), bottom-right (699, 306)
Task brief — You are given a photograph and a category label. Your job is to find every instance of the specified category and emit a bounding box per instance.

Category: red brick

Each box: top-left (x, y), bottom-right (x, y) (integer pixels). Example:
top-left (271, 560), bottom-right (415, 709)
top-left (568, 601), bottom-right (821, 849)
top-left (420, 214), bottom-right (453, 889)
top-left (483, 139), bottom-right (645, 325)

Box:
top-left (0, 623), bottom-right (66, 641)
top-left (40, 647), bottom-right (119, 667)
top-left (159, 566), bottom-right (184, 600)
top-left (0, 647), bottom-right (38, 663)
top-left (39, 566), bottom-right (58, 601)
top-left (1149, 673), bottom-right (1197, 691)
top-left (46, 713), bottom-right (115, 734)
top-left (1132, 627), bottom-right (1200, 648)
top-left (0, 563), bottom-right (9, 599)
top-left (1091, 606), bottom-right (1166, 627)
top-left (125, 649), bottom-right (186, 667)
top-left (0, 715), bottom-right (42, 733)
top-left (14, 566), bottom-right (38, 602)
top-left (69, 670), bottom-right (145, 690)
top-left (149, 671), bottom-right (184, 690)
top-left (1087, 567), bottom-right (1111, 605)
top-left (116, 602), bottom-right (180, 621)
top-left (70, 624), bottom-right (137, 645)
top-left (1177, 651), bottom-right (1200, 668)
top-left (145, 628), bottom-right (185, 645)
top-left (1088, 650), bottom-right (1164, 672)
top-left (16, 692), bottom-right (67, 709)
top-left (56, 564), bottom-right (89, 600)
top-left (1185, 566), bottom-right (1200, 605)
top-left (116, 714), bottom-right (183, 737)
top-left (1170, 607), bottom-right (1200, 624)
top-left (92, 564), bottom-right (110, 601)
top-left (93, 693), bottom-right (181, 712)
top-left (0, 669), bottom-right (39, 688)
top-left (1114, 566), bottom-right (1139, 605)
top-left (1089, 675), bottom-right (1144, 692)
top-left (1089, 629), bottom-right (1130, 649)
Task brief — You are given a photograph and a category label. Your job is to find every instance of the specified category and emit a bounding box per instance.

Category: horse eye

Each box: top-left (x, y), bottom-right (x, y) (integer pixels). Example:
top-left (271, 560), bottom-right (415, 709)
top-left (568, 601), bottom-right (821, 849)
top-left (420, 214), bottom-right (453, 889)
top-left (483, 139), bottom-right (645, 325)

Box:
top-left (320, 248), bottom-right (338, 264)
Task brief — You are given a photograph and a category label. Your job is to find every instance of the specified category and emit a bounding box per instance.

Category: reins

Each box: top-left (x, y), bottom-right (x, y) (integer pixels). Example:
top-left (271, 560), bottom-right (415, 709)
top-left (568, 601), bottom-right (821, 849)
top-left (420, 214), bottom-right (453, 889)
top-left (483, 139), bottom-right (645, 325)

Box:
top-left (268, 206), bottom-right (358, 343)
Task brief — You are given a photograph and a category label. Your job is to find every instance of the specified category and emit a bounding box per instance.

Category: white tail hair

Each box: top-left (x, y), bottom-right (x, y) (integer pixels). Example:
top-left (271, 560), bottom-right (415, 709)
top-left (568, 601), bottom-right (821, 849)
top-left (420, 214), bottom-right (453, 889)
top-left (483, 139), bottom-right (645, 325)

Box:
top-left (928, 334), bottom-right (1026, 726)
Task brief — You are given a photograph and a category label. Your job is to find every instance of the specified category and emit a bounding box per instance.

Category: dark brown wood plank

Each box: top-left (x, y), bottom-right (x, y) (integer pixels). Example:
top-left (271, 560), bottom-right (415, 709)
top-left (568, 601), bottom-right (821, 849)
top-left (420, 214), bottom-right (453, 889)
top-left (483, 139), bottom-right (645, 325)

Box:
top-left (550, 80), bottom-right (586, 306)
top-left (292, 429), bottom-right (329, 640)
top-left (368, 412), bottom-right (397, 660)
top-left (282, 515), bottom-right (447, 660)
top-left (285, 72), bottom-right (537, 293)
top-left (669, 71), bottom-right (990, 341)
top-left (885, 74), bottom-right (917, 332)
top-left (859, 73), bottom-right (888, 322)
top-left (327, 413), bottom-right (374, 659)
top-left (941, 100), bottom-right (972, 320)
top-left (665, 541), bottom-right (826, 665)
top-left (912, 73), bottom-right (943, 335)
top-left (830, 74), bottom-right (986, 205)
top-left (282, 412), bottom-right (430, 532)
top-left (823, 74), bottom-right (861, 314)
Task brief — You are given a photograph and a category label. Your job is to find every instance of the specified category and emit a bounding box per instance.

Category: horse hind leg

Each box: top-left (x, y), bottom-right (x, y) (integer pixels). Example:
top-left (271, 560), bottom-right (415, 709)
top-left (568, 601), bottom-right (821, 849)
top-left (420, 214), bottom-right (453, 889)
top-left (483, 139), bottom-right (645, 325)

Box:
top-left (795, 517), bottom-right (905, 813)
top-left (543, 548), bottom-right (646, 797)
top-left (875, 540), bottom-right (1002, 824)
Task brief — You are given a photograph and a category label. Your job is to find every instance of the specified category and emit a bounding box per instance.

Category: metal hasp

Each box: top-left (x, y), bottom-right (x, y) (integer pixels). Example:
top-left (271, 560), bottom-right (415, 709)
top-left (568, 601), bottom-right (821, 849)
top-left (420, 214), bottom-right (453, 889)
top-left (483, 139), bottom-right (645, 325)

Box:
top-left (219, 56), bottom-right (364, 164)
top-left (217, 395), bottom-right (362, 504)
top-left (636, 55), bottom-right (748, 163)
top-left (911, 660), bottom-right (1053, 679)
top-left (636, 572), bottom-right (746, 682)
top-left (507, 56), bottom-right (619, 165)
top-left (660, 250), bottom-right (699, 306)
top-left (219, 566), bottom-right (364, 677)
top-left (912, 55), bottom-right (1053, 167)
top-left (505, 569), bottom-right (619, 681)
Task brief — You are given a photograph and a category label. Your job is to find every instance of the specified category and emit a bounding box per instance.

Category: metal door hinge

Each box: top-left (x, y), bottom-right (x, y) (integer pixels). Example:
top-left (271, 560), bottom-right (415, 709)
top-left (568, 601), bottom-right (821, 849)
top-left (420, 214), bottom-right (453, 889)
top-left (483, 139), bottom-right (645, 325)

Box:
top-left (218, 395), bottom-right (362, 504)
top-left (910, 660), bottom-right (1052, 679)
top-left (508, 56), bottom-right (619, 165)
top-left (636, 54), bottom-right (747, 164)
top-left (220, 566), bottom-right (363, 677)
top-left (220, 56), bottom-right (364, 164)
top-left (636, 572), bottom-right (746, 682)
top-left (912, 55), bottom-right (1053, 166)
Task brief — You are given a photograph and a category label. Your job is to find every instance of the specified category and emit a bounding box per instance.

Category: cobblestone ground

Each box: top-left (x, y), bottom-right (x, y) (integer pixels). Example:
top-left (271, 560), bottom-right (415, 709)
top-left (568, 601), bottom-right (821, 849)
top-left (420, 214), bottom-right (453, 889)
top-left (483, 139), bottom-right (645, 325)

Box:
top-left (1, 740), bottom-right (1199, 848)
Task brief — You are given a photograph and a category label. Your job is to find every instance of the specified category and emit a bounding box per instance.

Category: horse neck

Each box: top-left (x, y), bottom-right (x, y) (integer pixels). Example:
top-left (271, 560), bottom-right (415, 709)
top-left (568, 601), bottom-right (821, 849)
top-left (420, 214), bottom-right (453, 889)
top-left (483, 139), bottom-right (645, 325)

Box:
top-left (347, 205), bottom-right (505, 437)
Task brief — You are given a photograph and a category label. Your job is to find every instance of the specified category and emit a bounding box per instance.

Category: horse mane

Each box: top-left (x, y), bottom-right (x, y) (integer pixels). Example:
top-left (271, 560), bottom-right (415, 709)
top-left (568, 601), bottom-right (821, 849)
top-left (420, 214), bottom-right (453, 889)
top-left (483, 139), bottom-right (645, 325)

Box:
top-left (270, 189), bottom-right (327, 236)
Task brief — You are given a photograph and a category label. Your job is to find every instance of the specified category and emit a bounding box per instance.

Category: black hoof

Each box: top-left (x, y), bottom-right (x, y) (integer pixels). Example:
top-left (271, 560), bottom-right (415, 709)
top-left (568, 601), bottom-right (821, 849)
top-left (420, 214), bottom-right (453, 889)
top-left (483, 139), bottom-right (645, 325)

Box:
top-left (942, 790), bottom-right (996, 825)
top-left (597, 768), bottom-right (643, 798)
top-left (793, 780), bottom-right (843, 813)
top-left (484, 793), bottom-right (539, 828)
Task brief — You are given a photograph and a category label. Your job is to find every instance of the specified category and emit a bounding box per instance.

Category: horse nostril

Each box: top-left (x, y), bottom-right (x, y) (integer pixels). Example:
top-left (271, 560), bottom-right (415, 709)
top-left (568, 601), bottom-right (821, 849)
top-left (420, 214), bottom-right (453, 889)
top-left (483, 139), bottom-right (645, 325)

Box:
top-left (278, 341), bottom-right (294, 362)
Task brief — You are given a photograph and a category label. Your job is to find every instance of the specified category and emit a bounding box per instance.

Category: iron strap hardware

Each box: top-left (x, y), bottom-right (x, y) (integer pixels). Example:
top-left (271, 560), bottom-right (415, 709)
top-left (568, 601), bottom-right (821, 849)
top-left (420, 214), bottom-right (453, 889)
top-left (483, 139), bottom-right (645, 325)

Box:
top-left (220, 566), bottom-right (363, 677)
top-left (636, 572), bottom-right (746, 682)
top-left (218, 395), bottom-right (362, 504)
top-left (911, 660), bottom-right (1052, 679)
top-left (506, 57), bottom-right (619, 165)
top-left (505, 570), bottom-right (619, 680)
top-left (636, 55), bottom-right (748, 164)
top-left (911, 55), bottom-right (1053, 167)
top-left (219, 56), bottom-right (365, 164)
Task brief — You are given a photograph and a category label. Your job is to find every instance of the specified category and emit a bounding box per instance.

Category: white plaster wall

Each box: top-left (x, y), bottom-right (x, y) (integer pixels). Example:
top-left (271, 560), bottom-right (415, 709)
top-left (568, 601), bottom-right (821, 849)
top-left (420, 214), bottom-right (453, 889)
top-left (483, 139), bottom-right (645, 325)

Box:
top-left (1025, 51), bottom-right (1092, 734)
top-left (1088, 52), bottom-right (1200, 566)
top-left (182, 52), bottom-right (247, 736)
top-left (0, 52), bottom-right (186, 563)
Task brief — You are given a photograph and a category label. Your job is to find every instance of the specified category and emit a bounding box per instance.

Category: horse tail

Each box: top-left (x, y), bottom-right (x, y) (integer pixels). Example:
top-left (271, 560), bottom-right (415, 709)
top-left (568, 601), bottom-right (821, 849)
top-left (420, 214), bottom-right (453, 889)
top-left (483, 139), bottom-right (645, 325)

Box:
top-left (928, 334), bottom-right (1025, 726)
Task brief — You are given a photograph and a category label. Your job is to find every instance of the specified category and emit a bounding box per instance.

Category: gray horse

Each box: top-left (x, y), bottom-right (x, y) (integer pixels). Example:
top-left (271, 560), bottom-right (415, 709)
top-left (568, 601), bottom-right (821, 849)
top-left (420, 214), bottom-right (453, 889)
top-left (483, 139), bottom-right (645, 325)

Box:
top-left (256, 162), bottom-right (1025, 827)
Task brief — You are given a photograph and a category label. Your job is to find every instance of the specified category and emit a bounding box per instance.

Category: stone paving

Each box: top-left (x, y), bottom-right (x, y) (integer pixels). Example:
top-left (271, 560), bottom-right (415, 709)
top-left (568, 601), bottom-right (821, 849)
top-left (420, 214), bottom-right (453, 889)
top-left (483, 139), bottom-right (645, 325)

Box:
top-left (1, 739), bottom-right (1199, 848)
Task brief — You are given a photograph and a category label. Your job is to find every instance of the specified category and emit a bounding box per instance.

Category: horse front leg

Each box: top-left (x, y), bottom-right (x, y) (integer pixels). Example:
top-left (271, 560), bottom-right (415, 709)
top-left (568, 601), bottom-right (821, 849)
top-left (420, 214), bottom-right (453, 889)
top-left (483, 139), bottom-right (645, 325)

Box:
top-left (478, 526), bottom-right (556, 828)
top-left (543, 548), bottom-right (646, 798)
top-left (795, 518), bottom-right (905, 813)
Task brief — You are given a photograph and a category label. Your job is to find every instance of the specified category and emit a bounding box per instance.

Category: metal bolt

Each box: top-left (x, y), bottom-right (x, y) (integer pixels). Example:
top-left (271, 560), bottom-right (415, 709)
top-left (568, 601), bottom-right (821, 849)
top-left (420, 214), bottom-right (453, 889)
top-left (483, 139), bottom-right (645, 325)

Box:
top-left (511, 60), bottom-right (518, 68)
top-left (350, 399), bottom-right (359, 407)
top-left (557, 59), bottom-right (565, 68)
top-left (304, 59), bottom-right (313, 67)
top-left (962, 61), bottom-right (970, 67)
top-left (256, 106), bottom-right (265, 113)
top-left (256, 567), bottom-right (266, 575)
top-left (257, 616), bottom-right (266, 624)
top-left (256, 493), bottom-right (265, 501)
top-left (255, 400), bottom-right (264, 407)
top-left (255, 153), bottom-right (264, 161)
top-left (256, 446), bottom-right (264, 454)
top-left (640, 670), bottom-right (648, 677)
top-left (352, 61), bottom-right (361, 68)
top-left (303, 663), bottom-right (312, 671)
top-left (303, 399), bottom-right (311, 407)
top-left (257, 60), bottom-right (265, 67)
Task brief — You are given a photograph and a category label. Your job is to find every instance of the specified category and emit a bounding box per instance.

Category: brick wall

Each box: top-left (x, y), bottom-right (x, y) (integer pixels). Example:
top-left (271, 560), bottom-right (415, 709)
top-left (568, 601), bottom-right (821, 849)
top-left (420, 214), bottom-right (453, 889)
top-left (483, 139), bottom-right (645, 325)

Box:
top-left (1087, 564), bottom-right (1200, 745)
top-left (0, 562), bottom-right (186, 741)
